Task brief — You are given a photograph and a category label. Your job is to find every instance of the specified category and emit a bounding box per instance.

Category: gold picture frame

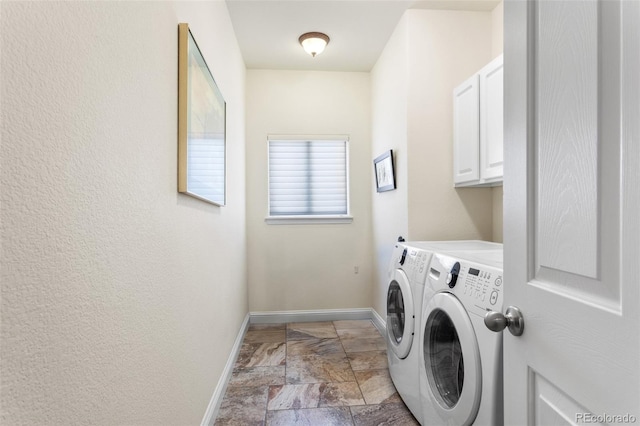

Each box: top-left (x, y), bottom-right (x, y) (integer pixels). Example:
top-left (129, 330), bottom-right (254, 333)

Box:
top-left (178, 23), bottom-right (226, 206)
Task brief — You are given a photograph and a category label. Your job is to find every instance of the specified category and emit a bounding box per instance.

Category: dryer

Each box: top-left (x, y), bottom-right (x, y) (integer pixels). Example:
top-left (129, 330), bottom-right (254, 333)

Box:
top-left (386, 242), bottom-right (431, 424)
top-left (418, 249), bottom-right (504, 426)
top-left (385, 241), bottom-right (501, 424)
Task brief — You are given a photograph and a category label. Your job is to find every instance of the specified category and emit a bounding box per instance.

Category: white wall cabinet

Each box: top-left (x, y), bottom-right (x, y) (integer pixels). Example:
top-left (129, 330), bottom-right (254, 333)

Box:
top-left (453, 74), bottom-right (480, 185)
top-left (453, 54), bottom-right (503, 187)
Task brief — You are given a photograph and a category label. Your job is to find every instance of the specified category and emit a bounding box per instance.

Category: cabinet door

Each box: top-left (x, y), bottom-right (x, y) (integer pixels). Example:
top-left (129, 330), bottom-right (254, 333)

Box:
top-left (479, 54), bottom-right (503, 183)
top-left (453, 74), bottom-right (480, 186)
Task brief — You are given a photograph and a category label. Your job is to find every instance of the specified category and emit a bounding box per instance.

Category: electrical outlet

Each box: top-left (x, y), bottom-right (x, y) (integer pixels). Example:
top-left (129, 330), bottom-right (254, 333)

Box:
top-left (354, 266), bottom-right (359, 274)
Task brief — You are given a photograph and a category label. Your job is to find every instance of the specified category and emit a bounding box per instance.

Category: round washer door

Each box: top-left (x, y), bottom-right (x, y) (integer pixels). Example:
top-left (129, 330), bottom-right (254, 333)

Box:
top-left (386, 268), bottom-right (415, 359)
top-left (422, 292), bottom-right (481, 426)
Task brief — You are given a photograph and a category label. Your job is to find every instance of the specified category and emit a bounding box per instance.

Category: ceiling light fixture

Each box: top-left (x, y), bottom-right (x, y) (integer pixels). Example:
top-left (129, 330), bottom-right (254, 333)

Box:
top-left (298, 32), bottom-right (330, 57)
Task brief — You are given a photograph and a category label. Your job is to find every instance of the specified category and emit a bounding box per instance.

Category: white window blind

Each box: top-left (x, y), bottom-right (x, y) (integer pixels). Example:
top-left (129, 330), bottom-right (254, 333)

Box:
top-left (268, 139), bottom-right (349, 217)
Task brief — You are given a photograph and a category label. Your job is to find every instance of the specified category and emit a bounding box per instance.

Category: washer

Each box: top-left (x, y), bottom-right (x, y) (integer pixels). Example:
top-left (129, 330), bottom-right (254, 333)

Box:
top-left (386, 240), bottom-right (501, 424)
top-left (418, 248), bottom-right (504, 426)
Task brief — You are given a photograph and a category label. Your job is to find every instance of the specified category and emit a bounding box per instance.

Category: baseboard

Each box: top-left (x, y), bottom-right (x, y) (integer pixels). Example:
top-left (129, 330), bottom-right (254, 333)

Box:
top-left (249, 307), bottom-right (374, 324)
top-left (200, 313), bottom-right (250, 426)
top-left (201, 307), bottom-right (387, 425)
top-left (370, 308), bottom-right (386, 336)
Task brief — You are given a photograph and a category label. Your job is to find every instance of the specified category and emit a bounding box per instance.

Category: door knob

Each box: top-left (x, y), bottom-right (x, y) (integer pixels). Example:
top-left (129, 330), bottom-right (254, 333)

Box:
top-left (484, 306), bottom-right (524, 336)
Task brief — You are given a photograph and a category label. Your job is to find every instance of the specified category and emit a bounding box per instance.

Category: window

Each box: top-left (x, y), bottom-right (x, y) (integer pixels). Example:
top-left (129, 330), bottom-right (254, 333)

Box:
top-left (267, 136), bottom-right (351, 224)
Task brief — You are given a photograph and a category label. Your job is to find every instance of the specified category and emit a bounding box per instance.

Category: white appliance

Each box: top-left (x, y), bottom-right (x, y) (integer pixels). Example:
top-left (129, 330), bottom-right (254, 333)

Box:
top-left (386, 240), bottom-right (501, 424)
top-left (418, 248), bottom-right (504, 425)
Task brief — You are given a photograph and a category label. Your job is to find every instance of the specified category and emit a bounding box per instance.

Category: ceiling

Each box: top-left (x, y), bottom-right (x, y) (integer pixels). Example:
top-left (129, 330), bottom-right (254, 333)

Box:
top-left (226, 0), bottom-right (501, 72)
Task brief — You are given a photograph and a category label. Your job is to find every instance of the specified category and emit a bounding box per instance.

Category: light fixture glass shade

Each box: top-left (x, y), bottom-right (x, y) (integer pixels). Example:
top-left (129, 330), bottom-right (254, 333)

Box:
top-left (299, 32), bottom-right (330, 57)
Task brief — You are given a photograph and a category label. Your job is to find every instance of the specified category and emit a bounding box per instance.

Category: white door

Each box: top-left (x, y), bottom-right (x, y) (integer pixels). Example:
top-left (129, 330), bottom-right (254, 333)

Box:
top-left (502, 0), bottom-right (639, 424)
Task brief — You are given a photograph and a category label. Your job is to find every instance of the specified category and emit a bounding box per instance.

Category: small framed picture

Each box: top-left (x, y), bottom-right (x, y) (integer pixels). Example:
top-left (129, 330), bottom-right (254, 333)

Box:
top-left (374, 150), bottom-right (396, 192)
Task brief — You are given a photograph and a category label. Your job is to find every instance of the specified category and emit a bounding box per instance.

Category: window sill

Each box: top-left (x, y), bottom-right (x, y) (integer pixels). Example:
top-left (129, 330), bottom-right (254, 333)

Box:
top-left (265, 215), bottom-right (354, 225)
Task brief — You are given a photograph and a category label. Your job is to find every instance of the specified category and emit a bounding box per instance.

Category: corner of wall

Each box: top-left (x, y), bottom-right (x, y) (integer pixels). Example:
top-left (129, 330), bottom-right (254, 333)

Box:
top-left (370, 12), bottom-right (410, 319)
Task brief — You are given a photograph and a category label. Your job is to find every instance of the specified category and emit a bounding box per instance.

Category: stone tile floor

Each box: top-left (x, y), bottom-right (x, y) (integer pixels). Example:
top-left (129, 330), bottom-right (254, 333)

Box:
top-left (214, 320), bottom-right (420, 425)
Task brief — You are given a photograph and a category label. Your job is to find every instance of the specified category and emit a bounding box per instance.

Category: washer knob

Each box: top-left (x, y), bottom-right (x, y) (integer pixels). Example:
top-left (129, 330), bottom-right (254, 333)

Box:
top-left (399, 248), bottom-right (407, 265)
top-left (446, 262), bottom-right (461, 288)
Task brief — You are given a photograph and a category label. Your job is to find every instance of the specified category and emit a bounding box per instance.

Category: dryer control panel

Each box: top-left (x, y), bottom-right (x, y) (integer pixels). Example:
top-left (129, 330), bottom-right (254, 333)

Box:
top-left (413, 249), bottom-right (431, 285)
top-left (402, 247), bottom-right (430, 285)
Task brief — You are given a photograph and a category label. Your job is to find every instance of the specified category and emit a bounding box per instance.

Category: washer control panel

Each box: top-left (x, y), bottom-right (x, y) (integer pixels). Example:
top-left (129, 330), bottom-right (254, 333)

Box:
top-left (459, 264), bottom-right (503, 314)
top-left (427, 253), bottom-right (503, 315)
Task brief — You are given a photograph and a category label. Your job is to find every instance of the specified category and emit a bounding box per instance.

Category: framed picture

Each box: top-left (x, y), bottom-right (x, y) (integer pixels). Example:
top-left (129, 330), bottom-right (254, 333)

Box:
top-left (374, 150), bottom-right (396, 192)
top-left (178, 23), bottom-right (226, 206)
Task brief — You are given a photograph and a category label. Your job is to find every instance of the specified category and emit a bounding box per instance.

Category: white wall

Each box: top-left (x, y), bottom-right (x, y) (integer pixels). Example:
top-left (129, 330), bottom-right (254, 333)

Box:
top-left (370, 15), bottom-right (411, 321)
top-left (0, 2), bottom-right (246, 424)
top-left (371, 9), bottom-right (495, 318)
top-left (245, 70), bottom-right (373, 311)
top-left (406, 10), bottom-right (494, 240)
top-left (492, 0), bottom-right (504, 56)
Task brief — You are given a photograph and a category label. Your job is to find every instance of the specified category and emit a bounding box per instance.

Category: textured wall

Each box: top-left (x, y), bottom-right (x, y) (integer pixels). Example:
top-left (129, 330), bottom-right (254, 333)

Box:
top-left (245, 70), bottom-right (373, 312)
top-left (0, 2), bottom-right (246, 424)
